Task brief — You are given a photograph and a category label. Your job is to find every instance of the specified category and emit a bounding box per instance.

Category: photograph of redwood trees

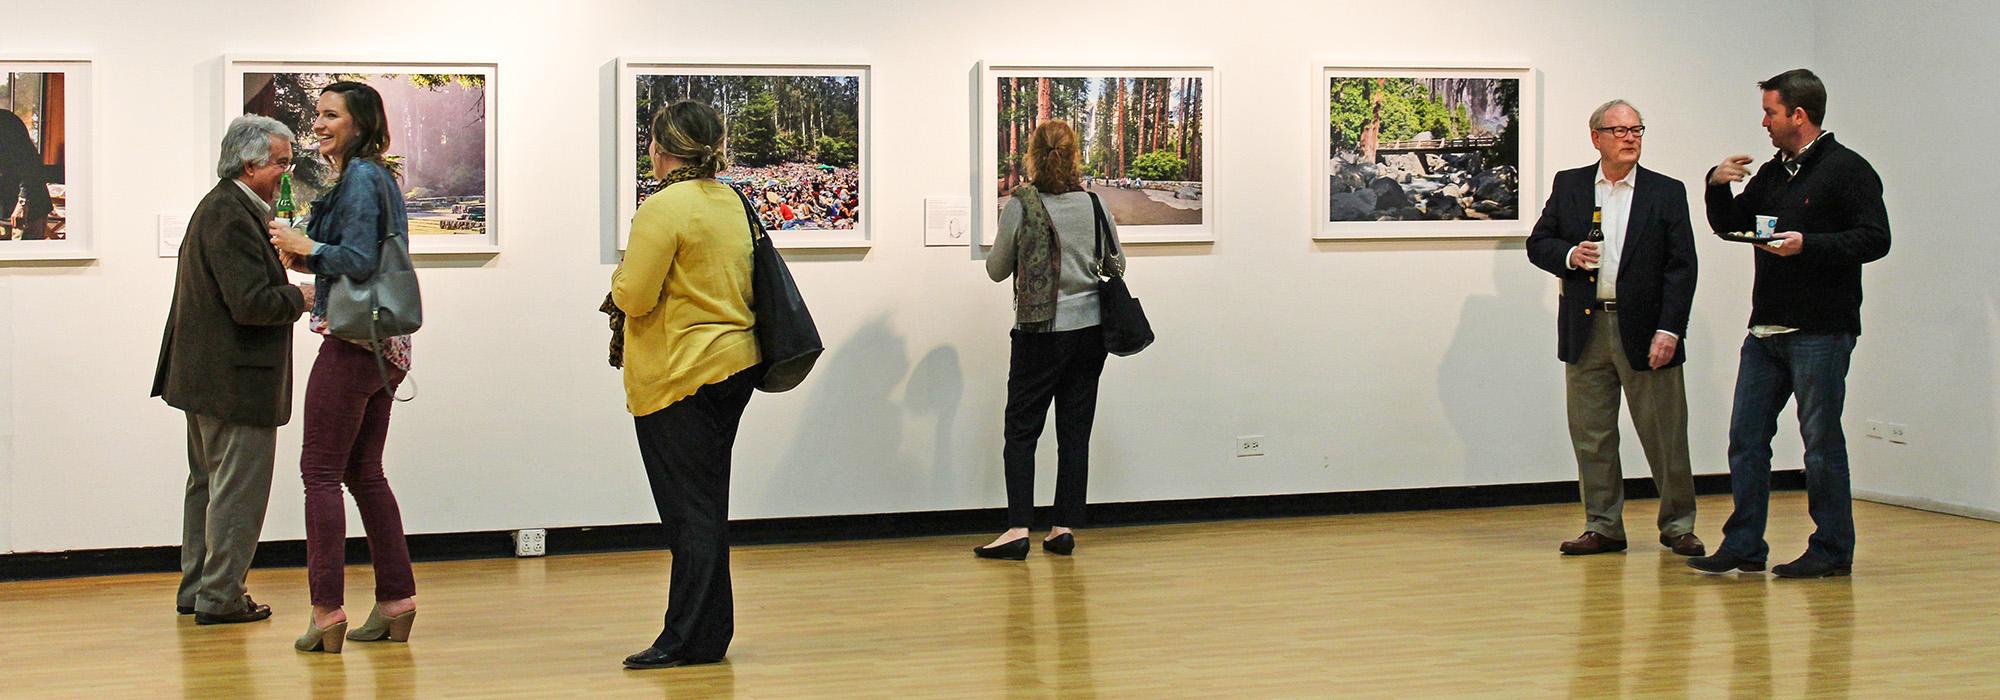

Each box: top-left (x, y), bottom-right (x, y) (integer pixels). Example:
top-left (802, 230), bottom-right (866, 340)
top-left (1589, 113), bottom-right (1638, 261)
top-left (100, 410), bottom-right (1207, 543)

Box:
top-left (1327, 76), bottom-right (1520, 223)
top-left (244, 71), bottom-right (489, 235)
top-left (996, 75), bottom-right (1204, 226)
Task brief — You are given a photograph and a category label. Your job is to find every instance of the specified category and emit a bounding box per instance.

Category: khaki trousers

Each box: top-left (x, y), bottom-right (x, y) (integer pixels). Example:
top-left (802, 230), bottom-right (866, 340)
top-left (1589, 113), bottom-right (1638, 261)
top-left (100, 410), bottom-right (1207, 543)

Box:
top-left (1564, 309), bottom-right (1697, 541)
top-left (177, 412), bottom-right (276, 614)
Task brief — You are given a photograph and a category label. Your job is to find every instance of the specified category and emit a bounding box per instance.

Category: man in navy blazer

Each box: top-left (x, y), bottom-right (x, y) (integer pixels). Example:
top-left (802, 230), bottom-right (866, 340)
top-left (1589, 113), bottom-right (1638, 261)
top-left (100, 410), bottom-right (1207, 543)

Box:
top-left (1527, 100), bottom-right (1703, 557)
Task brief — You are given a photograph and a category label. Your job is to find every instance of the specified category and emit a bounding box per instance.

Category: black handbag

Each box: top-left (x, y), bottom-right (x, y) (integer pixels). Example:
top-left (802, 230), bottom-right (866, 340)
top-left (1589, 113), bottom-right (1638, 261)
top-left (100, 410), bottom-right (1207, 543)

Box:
top-left (1086, 193), bottom-right (1154, 356)
top-left (732, 188), bottom-right (823, 392)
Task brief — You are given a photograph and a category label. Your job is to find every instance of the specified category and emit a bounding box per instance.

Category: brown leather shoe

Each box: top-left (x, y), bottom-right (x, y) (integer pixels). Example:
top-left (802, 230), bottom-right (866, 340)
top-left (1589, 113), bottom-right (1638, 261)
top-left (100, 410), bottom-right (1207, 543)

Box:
top-left (1661, 533), bottom-right (1706, 557)
top-left (195, 595), bottom-right (273, 625)
top-left (1560, 531), bottom-right (1628, 555)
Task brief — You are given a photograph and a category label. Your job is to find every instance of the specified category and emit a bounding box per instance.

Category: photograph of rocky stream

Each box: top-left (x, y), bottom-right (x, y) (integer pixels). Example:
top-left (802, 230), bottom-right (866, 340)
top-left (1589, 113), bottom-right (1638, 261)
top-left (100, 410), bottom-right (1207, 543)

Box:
top-left (1327, 76), bottom-right (1521, 223)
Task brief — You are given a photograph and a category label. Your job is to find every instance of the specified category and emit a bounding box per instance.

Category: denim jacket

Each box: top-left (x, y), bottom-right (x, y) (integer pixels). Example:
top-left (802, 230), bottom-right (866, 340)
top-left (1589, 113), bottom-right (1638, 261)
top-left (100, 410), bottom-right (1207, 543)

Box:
top-left (305, 159), bottom-right (407, 317)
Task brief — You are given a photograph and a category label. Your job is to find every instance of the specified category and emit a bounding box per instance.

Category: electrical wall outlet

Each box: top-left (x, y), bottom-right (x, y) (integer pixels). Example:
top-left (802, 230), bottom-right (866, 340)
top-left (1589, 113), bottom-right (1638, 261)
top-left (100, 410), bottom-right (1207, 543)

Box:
top-left (1236, 435), bottom-right (1265, 457)
top-left (513, 528), bottom-right (547, 557)
top-left (1886, 423), bottom-right (1908, 445)
top-left (1865, 420), bottom-right (1886, 439)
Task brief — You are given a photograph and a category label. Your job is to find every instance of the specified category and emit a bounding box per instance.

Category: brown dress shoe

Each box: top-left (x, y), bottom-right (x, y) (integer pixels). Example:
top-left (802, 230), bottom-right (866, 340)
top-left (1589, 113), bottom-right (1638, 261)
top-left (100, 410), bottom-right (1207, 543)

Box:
top-left (1560, 531), bottom-right (1628, 555)
top-left (1661, 533), bottom-right (1706, 557)
top-left (195, 595), bottom-right (273, 625)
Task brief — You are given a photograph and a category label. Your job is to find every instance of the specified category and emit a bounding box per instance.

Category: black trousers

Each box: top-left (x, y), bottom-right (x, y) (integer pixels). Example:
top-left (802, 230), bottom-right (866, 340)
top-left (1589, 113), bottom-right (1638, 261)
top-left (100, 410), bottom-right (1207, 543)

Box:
top-left (633, 368), bottom-right (756, 660)
top-left (1003, 326), bottom-right (1108, 529)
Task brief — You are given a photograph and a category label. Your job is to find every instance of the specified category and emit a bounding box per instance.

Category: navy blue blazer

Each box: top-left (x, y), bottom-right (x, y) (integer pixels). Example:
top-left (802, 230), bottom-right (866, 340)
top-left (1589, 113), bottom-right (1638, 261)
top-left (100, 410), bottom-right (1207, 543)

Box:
top-left (1525, 164), bottom-right (1698, 370)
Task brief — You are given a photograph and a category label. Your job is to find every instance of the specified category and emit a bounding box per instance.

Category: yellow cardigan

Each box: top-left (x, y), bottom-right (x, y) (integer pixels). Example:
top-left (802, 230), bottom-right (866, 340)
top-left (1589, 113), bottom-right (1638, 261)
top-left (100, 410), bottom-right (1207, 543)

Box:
top-left (612, 180), bottom-right (760, 416)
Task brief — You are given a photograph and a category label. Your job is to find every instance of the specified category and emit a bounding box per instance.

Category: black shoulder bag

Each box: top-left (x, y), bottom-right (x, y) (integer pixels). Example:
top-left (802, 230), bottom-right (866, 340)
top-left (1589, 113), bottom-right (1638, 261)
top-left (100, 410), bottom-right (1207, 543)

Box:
top-left (1085, 192), bottom-right (1154, 356)
top-left (732, 187), bottom-right (823, 391)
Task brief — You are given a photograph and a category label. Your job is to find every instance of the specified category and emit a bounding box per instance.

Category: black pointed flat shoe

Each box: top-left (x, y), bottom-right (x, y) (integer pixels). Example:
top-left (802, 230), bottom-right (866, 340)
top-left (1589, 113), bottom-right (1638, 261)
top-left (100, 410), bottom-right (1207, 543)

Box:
top-left (973, 537), bottom-right (1029, 560)
top-left (1042, 533), bottom-right (1075, 556)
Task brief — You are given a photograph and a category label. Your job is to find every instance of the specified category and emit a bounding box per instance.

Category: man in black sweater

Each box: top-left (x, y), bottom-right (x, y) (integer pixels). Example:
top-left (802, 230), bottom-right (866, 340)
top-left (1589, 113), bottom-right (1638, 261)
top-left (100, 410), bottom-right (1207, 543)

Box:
top-left (1689, 69), bottom-right (1891, 579)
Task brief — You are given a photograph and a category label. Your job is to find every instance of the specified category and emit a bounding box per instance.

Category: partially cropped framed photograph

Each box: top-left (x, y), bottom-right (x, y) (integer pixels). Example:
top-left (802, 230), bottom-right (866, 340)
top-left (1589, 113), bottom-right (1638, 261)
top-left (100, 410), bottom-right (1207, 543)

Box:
top-left (618, 60), bottom-right (870, 249)
top-left (1314, 63), bottom-right (1537, 240)
top-left (0, 59), bottom-right (93, 261)
top-left (225, 57), bottom-right (499, 254)
top-left (978, 61), bottom-right (1214, 245)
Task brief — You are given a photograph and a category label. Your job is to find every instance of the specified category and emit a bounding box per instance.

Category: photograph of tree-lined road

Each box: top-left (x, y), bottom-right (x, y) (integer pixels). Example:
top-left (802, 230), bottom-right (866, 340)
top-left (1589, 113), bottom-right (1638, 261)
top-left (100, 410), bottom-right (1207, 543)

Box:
top-left (242, 70), bottom-right (490, 238)
top-left (633, 72), bottom-right (862, 235)
top-left (994, 74), bottom-right (1206, 227)
top-left (1326, 76), bottom-right (1521, 223)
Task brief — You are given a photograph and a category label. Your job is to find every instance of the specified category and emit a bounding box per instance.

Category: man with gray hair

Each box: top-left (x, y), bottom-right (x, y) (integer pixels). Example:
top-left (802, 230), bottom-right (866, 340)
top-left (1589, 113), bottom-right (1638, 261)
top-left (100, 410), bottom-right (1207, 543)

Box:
top-left (1527, 99), bottom-right (1703, 557)
top-left (152, 115), bottom-right (312, 623)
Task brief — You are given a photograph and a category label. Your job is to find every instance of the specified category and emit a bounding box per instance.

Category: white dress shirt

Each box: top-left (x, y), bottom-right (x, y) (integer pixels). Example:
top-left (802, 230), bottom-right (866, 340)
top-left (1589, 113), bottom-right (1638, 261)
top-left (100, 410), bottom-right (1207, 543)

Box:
top-left (1593, 164), bottom-right (1636, 301)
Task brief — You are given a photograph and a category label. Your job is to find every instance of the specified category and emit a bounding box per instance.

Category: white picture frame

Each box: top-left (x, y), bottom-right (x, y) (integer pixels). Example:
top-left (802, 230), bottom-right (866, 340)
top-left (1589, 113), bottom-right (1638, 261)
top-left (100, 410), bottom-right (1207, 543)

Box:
top-left (0, 59), bottom-right (93, 261)
top-left (618, 59), bottom-right (871, 250)
top-left (1313, 62), bottom-right (1537, 240)
top-left (978, 61), bottom-right (1215, 246)
top-left (224, 56), bottom-right (501, 255)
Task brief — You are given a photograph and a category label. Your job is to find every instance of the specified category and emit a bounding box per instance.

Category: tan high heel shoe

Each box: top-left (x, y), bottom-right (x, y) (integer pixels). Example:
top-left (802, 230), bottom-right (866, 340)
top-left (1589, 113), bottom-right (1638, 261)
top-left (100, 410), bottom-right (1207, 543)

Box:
top-left (346, 606), bottom-right (417, 642)
top-left (295, 618), bottom-right (349, 653)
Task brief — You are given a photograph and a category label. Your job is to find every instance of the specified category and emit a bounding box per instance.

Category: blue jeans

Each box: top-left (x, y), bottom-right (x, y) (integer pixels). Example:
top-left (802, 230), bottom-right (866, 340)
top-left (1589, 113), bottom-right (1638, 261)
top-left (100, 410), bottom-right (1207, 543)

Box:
top-left (1718, 332), bottom-right (1857, 565)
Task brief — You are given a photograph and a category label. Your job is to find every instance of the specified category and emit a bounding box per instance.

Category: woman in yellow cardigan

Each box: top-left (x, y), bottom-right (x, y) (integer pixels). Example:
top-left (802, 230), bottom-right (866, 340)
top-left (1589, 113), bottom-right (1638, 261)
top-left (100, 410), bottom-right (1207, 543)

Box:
top-left (611, 100), bottom-right (760, 670)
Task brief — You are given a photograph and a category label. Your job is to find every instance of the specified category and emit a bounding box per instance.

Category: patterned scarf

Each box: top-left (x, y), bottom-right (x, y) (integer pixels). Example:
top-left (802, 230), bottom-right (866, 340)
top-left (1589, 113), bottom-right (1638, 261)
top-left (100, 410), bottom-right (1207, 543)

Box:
top-left (604, 166), bottom-right (707, 368)
top-left (1010, 185), bottom-right (1062, 332)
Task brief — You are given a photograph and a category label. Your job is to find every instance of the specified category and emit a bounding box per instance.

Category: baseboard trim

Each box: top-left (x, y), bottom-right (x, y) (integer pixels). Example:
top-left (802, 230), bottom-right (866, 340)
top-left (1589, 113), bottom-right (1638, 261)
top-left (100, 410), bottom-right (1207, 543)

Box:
top-left (1855, 489), bottom-right (2000, 523)
top-left (1, 470), bottom-right (1803, 581)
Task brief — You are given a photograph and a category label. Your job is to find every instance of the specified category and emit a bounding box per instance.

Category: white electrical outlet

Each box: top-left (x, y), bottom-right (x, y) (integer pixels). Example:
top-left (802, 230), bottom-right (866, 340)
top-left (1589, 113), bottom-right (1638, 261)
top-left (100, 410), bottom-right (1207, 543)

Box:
top-left (1865, 420), bottom-right (1885, 439)
top-left (513, 529), bottom-right (547, 557)
top-left (1886, 423), bottom-right (1908, 445)
top-left (1236, 435), bottom-right (1265, 457)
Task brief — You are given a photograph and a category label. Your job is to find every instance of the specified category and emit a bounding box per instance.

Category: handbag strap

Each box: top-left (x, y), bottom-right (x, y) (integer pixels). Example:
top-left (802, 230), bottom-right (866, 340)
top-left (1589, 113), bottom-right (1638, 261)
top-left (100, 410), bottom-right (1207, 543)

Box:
top-left (1085, 192), bottom-right (1124, 279)
top-left (730, 185), bottom-right (768, 245)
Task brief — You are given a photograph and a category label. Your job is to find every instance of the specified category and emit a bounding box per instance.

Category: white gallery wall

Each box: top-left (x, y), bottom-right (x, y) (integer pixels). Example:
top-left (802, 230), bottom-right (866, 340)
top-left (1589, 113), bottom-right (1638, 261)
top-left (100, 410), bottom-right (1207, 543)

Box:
top-left (1814, 1), bottom-right (2000, 520)
top-left (14, 0), bottom-right (1952, 555)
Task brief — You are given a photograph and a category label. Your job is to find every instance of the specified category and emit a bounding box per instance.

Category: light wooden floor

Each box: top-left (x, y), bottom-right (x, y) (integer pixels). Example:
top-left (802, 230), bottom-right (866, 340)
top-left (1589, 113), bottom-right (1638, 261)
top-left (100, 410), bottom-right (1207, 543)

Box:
top-left (3, 492), bottom-right (1996, 698)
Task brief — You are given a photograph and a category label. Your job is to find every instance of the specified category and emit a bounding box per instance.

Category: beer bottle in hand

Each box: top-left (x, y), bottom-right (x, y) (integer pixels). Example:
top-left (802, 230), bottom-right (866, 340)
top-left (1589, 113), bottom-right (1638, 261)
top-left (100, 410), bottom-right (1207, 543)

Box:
top-left (275, 172), bottom-right (298, 227)
top-left (1583, 206), bottom-right (1603, 270)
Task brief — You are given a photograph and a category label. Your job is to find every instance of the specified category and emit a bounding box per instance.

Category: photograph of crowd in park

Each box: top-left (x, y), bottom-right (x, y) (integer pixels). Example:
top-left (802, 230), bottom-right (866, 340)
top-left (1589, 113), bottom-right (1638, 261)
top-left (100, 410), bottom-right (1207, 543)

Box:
top-left (995, 75), bottom-right (1205, 227)
top-left (242, 70), bottom-right (489, 237)
top-left (1, 71), bottom-right (67, 241)
top-left (1326, 76), bottom-right (1521, 223)
top-left (633, 72), bottom-right (862, 234)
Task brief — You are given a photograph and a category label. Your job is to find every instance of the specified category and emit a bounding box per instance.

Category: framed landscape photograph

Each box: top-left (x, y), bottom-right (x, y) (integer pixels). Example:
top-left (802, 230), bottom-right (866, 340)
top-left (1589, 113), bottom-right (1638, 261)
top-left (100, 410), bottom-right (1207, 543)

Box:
top-left (226, 58), bottom-right (499, 254)
top-left (1, 60), bottom-right (92, 261)
top-left (979, 62), bottom-right (1213, 245)
top-left (618, 60), bottom-right (869, 249)
top-left (1314, 64), bottom-right (1536, 239)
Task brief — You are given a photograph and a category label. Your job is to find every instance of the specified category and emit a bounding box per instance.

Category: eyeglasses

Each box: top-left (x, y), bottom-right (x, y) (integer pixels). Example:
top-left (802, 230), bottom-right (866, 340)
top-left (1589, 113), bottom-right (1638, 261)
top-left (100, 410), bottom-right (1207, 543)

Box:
top-left (1593, 125), bottom-right (1646, 138)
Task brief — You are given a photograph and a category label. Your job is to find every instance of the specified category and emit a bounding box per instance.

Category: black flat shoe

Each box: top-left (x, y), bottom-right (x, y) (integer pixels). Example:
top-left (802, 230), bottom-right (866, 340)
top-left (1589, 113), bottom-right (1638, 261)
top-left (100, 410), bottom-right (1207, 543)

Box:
top-left (1042, 533), bottom-right (1075, 556)
top-left (623, 646), bottom-right (722, 670)
top-left (1772, 556), bottom-right (1851, 579)
top-left (195, 596), bottom-right (273, 625)
top-left (1687, 553), bottom-right (1766, 574)
top-left (973, 537), bottom-right (1029, 560)
top-left (177, 605), bottom-right (195, 615)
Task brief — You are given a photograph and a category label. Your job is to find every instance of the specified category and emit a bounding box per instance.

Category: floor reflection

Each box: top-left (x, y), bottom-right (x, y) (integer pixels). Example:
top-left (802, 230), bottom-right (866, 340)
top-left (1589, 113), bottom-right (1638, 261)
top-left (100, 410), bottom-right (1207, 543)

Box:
top-left (1567, 556), bottom-right (1626, 699)
top-left (1805, 579), bottom-right (1855, 699)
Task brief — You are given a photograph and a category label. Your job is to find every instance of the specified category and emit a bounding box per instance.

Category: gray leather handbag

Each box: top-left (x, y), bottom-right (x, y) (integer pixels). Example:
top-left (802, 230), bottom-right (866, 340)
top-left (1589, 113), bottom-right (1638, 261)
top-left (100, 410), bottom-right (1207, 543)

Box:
top-left (326, 228), bottom-right (423, 342)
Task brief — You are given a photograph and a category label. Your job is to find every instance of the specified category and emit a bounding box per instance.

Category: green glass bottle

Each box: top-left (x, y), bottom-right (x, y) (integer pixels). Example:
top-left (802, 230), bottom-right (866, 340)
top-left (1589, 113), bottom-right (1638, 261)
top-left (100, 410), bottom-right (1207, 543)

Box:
top-left (275, 172), bottom-right (297, 225)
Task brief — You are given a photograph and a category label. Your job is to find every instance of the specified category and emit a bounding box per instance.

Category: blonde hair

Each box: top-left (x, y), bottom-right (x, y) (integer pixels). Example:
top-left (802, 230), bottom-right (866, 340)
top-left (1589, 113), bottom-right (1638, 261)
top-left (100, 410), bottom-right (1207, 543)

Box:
top-left (649, 100), bottom-right (728, 177)
top-left (1026, 120), bottom-right (1082, 194)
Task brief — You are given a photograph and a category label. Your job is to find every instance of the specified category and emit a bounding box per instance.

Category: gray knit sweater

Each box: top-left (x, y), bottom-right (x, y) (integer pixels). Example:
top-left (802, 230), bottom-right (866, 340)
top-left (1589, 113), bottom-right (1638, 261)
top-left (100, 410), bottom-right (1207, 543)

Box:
top-left (987, 190), bottom-right (1127, 332)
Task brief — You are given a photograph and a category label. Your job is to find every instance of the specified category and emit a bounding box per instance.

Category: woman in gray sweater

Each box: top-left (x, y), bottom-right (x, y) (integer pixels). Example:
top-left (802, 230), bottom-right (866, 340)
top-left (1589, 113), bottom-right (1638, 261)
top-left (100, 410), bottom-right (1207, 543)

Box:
top-left (975, 120), bottom-right (1126, 560)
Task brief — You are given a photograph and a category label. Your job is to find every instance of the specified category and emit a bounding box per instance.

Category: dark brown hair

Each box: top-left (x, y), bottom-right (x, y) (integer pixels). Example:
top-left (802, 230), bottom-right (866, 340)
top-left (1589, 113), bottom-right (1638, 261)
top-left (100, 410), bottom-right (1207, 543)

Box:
top-left (1760, 69), bottom-right (1827, 126)
top-left (320, 81), bottom-right (398, 176)
top-left (1026, 120), bottom-right (1082, 194)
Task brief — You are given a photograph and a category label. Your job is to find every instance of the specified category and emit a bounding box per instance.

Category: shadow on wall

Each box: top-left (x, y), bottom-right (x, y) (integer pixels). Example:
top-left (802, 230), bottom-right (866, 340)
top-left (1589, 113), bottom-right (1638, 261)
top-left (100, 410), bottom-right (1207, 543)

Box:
top-left (902, 345), bottom-right (966, 504)
top-left (748, 314), bottom-right (967, 514)
top-left (1438, 247), bottom-right (1564, 482)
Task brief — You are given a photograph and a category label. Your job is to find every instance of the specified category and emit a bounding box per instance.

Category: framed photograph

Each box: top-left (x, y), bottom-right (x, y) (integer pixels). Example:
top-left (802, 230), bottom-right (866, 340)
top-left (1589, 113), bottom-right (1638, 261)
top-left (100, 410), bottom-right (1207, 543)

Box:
top-left (226, 57), bottom-right (499, 254)
top-left (0, 60), bottom-right (92, 261)
top-left (1314, 63), bottom-right (1537, 239)
top-left (979, 62), bottom-right (1213, 245)
top-left (618, 60), bottom-right (870, 249)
